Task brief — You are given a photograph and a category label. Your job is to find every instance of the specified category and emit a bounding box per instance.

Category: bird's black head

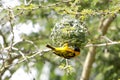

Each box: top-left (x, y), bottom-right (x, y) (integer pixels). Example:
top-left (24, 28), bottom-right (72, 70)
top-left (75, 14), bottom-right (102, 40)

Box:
top-left (74, 47), bottom-right (80, 52)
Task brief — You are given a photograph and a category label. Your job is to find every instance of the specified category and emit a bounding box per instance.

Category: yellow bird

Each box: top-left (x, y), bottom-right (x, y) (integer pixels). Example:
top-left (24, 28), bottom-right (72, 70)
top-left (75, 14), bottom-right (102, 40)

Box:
top-left (46, 43), bottom-right (80, 59)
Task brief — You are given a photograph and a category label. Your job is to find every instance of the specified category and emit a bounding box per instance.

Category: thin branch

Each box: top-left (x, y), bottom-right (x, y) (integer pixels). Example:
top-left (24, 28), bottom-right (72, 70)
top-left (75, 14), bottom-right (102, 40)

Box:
top-left (99, 15), bottom-right (116, 35)
top-left (0, 8), bottom-right (15, 77)
top-left (18, 51), bottom-right (28, 61)
top-left (5, 49), bottom-right (50, 68)
top-left (0, 53), bottom-right (5, 72)
top-left (0, 30), bottom-right (8, 47)
top-left (101, 36), bottom-right (113, 42)
top-left (24, 0), bottom-right (33, 5)
top-left (85, 41), bottom-right (120, 47)
top-left (0, 54), bottom-right (21, 77)
top-left (27, 0), bottom-right (33, 5)
top-left (8, 8), bottom-right (15, 51)
top-left (13, 39), bottom-right (39, 51)
top-left (0, 46), bottom-right (50, 77)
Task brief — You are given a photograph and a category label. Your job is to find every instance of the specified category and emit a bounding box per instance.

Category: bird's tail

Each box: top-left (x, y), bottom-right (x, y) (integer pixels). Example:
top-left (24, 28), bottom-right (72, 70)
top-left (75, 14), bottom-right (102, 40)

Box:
top-left (46, 44), bottom-right (55, 50)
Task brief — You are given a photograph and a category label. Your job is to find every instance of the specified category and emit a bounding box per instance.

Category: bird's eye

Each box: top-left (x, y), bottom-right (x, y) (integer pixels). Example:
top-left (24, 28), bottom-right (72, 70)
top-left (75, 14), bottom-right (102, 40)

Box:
top-left (74, 47), bottom-right (80, 52)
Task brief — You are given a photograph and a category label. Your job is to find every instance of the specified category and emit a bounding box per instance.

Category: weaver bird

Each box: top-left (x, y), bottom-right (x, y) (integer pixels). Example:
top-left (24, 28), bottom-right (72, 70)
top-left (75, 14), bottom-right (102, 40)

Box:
top-left (46, 43), bottom-right (80, 59)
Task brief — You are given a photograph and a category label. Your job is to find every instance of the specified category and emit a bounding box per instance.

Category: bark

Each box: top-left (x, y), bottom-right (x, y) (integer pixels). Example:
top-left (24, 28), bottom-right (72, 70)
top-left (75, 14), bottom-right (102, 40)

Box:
top-left (80, 15), bottom-right (116, 80)
top-left (80, 47), bottom-right (96, 80)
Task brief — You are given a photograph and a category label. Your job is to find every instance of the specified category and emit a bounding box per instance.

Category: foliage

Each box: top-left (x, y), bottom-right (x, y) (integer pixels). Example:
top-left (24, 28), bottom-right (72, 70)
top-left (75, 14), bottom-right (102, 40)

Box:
top-left (0, 0), bottom-right (120, 80)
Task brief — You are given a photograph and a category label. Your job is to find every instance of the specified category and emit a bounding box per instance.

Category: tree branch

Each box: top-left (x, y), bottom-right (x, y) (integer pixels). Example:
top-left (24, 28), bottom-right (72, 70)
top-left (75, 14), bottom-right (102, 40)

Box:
top-left (80, 15), bottom-right (116, 80)
top-left (85, 41), bottom-right (120, 47)
top-left (0, 30), bottom-right (8, 47)
top-left (99, 15), bottom-right (116, 35)
top-left (80, 47), bottom-right (96, 80)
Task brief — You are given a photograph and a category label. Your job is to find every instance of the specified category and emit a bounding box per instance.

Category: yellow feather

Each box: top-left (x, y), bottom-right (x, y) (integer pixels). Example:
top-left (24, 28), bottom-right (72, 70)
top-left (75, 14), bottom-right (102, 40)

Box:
top-left (46, 43), bottom-right (80, 59)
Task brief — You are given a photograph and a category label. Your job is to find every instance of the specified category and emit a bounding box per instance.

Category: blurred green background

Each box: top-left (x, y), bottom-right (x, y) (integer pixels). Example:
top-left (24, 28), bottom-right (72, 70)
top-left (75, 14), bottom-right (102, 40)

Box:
top-left (0, 0), bottom-right (120, 80)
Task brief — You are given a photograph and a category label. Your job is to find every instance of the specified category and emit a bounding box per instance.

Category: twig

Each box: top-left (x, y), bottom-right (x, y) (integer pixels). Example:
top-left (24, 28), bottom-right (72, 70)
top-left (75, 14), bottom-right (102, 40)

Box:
top-left (0, 47), bottom-right (50, 77)
top-left (101, 36), bottom-right (113, 42)
top-left (85, 41), bottom-right (120, 47)
top-left (0, 8), bottom-right (15, 78)
top-left (18, 51), bottom-right (28, 61)
top-left (6, 49), bottom-right (50, 67)
top-left (13, 39), bottom-right (39, 51)
top-left (8, 7), bottom-right (15, 50)
top-left (0, 30), bottom-right (8, 47)
top-left (24, 0), bottom-right (33, 5)
top-left (27, 0), bottom-right (33, 5)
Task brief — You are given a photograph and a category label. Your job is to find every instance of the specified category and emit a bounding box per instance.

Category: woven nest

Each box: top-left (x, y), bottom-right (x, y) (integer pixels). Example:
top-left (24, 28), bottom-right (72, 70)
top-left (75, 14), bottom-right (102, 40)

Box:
top-left (50, 16), bottom-right (88, 48)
